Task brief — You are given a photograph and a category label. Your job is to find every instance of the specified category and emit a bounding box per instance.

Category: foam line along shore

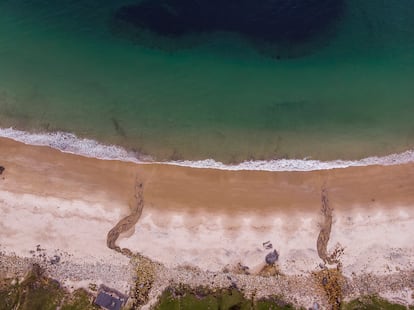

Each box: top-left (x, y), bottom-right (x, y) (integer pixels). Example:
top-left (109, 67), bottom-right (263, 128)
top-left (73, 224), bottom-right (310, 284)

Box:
top-left (1, 127), bottom-right (414, 171)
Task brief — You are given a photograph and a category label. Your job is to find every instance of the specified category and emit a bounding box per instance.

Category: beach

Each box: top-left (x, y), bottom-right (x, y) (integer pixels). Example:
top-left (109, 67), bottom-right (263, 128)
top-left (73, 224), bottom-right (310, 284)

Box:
top-left (1, 0), bottom-right (414, 308)
top-left (1, 136), bottom-right (413, 307)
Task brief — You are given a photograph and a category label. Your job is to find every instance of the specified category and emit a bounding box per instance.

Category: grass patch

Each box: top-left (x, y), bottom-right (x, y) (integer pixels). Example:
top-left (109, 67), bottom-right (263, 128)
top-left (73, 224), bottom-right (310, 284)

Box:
top-left (0, 264), bottom-right (98, 310)
top-left (342, 296), bottom-right (410, 310)
top-left (61, 289), bottom-right (100, 310)
top-left (153, 285), bottom-right (294, 310)
top-left (0, 264), bottom-right (63, 310)
top-left (0, 278), bottom-right (21, 310)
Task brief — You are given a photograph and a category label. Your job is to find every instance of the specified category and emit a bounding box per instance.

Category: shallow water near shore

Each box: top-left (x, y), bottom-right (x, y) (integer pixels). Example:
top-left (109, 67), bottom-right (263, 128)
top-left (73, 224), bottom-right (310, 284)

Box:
top-left (0, 0), bottom-right (414, 162)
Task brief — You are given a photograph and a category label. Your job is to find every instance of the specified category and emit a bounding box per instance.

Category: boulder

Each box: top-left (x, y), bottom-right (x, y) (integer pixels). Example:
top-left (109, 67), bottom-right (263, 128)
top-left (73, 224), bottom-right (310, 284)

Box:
top-left (265, 250), bottom-right (279, 265)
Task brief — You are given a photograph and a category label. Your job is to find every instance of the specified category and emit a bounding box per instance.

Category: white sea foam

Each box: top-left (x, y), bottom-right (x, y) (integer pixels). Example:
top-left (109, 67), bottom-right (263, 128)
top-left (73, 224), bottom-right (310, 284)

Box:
top-left (0, 127), bottom-right (141, 162)
top-left (1, 127), bottom-right (414, 171)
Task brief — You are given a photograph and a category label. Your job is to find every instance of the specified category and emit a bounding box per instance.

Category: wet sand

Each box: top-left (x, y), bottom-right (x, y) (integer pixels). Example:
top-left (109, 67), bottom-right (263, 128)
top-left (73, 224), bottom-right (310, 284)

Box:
top-left (1, 137), bottom-right (413, 278)
top-left (1, 136), bottom-right (414, 213)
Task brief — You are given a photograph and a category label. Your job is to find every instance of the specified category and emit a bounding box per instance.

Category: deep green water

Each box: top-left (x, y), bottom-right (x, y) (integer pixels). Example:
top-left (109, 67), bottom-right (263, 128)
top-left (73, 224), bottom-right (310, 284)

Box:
top-left (0, 0), bottom-right (414, 162)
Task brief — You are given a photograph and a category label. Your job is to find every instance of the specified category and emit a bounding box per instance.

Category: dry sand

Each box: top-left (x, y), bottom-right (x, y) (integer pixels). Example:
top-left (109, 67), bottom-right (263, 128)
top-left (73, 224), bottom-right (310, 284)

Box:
top-left (1, 137), bottom-right (414, 296)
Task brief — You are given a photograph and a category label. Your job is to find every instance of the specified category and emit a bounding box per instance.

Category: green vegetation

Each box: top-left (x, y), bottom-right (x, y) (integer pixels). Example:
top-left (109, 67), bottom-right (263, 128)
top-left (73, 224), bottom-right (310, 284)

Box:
top-left (60, 289), bottom-right (100, 310)
top-left (152, 286), bottom-right (294, 310)
top-left (0, 279), bottom-right (20, 310)
top-left (0, 264), bottom-right (63, 310)
top-left (2, 264), bottom-right (413, 310)
top-left (0, 264), bottom-right (98, 310)
top-left (342, 296), bottom-right (410, 310)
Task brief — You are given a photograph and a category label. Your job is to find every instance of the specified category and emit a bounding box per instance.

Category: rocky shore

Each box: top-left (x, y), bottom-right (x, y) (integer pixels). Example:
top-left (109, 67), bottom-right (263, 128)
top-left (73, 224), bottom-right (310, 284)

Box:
top-left (1, 248), bottom-right (413, 309)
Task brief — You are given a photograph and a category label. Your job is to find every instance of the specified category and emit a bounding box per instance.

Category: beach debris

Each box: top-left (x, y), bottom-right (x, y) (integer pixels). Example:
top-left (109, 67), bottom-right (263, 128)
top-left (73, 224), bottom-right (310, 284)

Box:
top-left (313, 302), bottom-right (320, 310)
top-left (50, 255), bottom-right (61, 265)
top-left (225, 275), bottom-right (238, 289)
top-left (258, 264), bottom-right (282, 277)
top-left (262, 241), bottom-right (273, 250)
top-left (0, 166), bottom-right (4, 175)
top-left (265, 250), bottom-right (279, 265)
top-left (230, 281), bottom-right (238, 289)
top-left (240, 264), bottom-right (249, 273)
top-left (235, 263), bottom-right (250, 275)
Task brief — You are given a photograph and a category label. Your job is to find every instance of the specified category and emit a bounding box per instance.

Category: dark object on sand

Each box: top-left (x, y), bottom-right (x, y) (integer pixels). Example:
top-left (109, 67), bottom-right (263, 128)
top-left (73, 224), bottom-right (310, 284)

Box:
top-left (263, 241), bottom-right (273, 250)
top-left (238, 263), bottom-right (250, 273)
top-left (322, 277), bottom-right (328, 286)
top-left (265, 250), bottom-right (279, 265)
top-left (50, 255), bottom-right (61, 265)
top-left (94, 285), bottom-right (128, 310)
top-left (0, 166), bottom-right (4, 175)
top-left (95, 292), bottom-right (123, 310)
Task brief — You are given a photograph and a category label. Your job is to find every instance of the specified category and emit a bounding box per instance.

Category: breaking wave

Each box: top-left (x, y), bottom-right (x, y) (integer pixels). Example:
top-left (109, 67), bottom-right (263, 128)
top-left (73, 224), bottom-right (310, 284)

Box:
top-left (1, 127), bottom-right (414, 171)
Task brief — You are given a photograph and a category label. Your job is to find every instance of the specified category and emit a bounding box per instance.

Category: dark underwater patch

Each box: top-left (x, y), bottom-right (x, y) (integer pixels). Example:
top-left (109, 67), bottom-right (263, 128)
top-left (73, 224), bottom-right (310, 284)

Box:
top-left (112, 0), bottom-right (344, 57)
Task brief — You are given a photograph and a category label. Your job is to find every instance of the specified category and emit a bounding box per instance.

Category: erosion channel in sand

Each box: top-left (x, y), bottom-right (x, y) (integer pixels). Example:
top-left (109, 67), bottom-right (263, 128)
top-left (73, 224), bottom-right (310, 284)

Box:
top-left (1, 137), bottom-right (413, 307)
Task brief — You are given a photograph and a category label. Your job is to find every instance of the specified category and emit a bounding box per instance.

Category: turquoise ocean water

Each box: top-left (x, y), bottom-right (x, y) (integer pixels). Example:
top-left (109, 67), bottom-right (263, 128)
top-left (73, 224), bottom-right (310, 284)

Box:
top-left (0, 0), bottom-right (413, 163)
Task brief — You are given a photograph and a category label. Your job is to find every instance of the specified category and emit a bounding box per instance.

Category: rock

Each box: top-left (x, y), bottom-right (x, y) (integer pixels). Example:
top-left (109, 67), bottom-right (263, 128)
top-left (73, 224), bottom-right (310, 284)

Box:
top-left (322, 277), bottom-right (328, 286)
top-left (0, 166), bottom-right (4, 175)
top-left (50, 255), bottom-right (61, 265)
top-left (265, 250), bottom-right (279, 265)
top-left (313, 302), bottom-right (320, 310)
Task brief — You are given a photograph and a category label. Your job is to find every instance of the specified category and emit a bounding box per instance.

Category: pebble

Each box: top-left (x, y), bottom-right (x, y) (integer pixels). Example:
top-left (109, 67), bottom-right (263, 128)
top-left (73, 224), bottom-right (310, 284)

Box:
top-left (1, 250), bottom-right (413, 309)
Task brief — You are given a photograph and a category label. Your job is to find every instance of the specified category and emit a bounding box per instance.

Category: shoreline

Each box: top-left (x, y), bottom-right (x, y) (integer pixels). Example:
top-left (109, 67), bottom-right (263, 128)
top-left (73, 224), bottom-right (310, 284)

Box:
top-left (2, 127), bottom-right (414, 171)
top-left (1, 137), bottom-right (414, 307)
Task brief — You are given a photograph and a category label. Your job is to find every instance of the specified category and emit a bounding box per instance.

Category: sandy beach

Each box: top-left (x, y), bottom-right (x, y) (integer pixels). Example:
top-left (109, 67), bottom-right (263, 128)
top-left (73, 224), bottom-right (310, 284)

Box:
top-left (1, 136), bottom-right (414, 306)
